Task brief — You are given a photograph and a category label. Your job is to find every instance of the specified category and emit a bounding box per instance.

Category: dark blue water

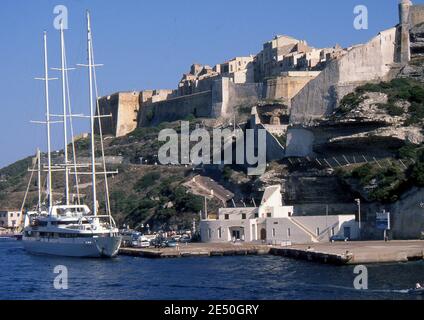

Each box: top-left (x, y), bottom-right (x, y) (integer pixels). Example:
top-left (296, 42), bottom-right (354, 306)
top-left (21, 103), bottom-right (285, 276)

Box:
top-left (0, 240), bottom-right (423, 300)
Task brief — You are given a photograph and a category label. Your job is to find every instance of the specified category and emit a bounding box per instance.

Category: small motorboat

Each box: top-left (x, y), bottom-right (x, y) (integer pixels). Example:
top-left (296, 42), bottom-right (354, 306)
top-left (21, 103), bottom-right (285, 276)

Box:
top-left (408, 287), bottom-right (424, 295)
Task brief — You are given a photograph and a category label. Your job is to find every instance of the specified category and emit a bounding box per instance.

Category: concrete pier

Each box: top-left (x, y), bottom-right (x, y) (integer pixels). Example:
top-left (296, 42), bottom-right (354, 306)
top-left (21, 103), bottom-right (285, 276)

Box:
top-left (119, 241), bottom-right (424, 265)
top-left (119, 243), bottom-right (271, 259)
top-left (270, 241), bottom-right (424, 265)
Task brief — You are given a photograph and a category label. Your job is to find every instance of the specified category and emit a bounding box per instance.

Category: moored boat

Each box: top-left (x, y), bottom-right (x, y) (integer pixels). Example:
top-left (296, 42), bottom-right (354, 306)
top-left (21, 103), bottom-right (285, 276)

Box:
top-left (22, 12), bottom-right (121, 258)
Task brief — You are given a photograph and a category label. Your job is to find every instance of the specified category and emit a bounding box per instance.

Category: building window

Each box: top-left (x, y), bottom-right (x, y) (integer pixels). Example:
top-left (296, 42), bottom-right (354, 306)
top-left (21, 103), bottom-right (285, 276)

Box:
top-left (331, 227), bottom-right (335, 237)
top-left (267, 213), bottom-right (272, 218)
top-left (242, 214), bottom-right (246, 220)
top-left (208, 229), bottom-right (212, 239)
top-left (316, 228), bottom-right (320, 236)
top-left (254, 213), bottom-right (259, 218)
top-left (225, 214), bottom-right (229, 220)
top-left (218, 228), bottom-right (222, 239)
top-left (272, 228), bottom-right (276, 237)
top-left (287, 228), bottom-right (291, 238)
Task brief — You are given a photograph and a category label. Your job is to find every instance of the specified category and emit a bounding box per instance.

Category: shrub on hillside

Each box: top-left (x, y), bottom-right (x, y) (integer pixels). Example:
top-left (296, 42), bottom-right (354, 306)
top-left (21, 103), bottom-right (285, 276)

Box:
top-left (134, 172), bottom-right (161, 192)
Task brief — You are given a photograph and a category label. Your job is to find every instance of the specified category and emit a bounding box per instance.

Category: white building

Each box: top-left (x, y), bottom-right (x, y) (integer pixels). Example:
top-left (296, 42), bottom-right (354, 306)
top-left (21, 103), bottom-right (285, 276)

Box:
top-left (200, 186), bottom-right (359, 245)
top-left (0, 210), bottom-right (23, 230)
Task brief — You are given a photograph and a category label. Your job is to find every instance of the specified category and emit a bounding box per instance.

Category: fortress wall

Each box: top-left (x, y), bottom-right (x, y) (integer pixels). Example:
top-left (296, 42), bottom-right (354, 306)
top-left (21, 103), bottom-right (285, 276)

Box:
top-left (211, 78), bottom-right (262, 118)
top-left (410, 5), bottom-right (424, 27)
top-left (97, 93), bottom-right (119, 136)
top-left (138, 90), bottom-right (212, 126)
top-left (115, 92), bottom-right (140, 137)
top-left (224, 80), bottom-right (262, 116)
top-left (264, 73), bottom-right (320, 106)
top-left (97, 92), bottom-right (140, 137)
top-left (290, 28), bottom-right (397, 125)
top-left (211, 78), bottom-right (227, 118)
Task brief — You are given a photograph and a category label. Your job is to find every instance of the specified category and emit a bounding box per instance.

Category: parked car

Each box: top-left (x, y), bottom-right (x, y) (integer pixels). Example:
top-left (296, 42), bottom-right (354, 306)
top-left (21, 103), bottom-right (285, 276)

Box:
top-left (132, 239), bottom-right (150, 248)
top-left (152, 238), bottom-right (167, 248)
top-left (120, 230), bottom-right (141, 247)
top-left (179, 236), bottom-right (191, 243)
top-left (330, 235), bottom-right (349, 242)
top-left (172, 235), bottom-right (182, 241)
top-left (166, 239), bottom-right (178, 248)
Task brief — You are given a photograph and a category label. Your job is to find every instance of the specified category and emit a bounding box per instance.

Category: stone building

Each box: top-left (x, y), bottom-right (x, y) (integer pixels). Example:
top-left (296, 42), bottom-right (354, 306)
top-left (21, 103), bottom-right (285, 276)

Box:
top-left (0, 210), bottom-right (23, 230)
top-left (254, 35), bottom-right (312, 81)
top-left (177, 64), bottom-right (221, 96)
top-left (219, 56), bottom-right (255, 84)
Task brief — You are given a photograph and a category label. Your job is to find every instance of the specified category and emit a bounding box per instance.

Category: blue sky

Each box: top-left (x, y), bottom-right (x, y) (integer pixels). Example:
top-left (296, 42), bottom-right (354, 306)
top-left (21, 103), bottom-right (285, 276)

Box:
top-left (0, 0), bottom-right (418, 168)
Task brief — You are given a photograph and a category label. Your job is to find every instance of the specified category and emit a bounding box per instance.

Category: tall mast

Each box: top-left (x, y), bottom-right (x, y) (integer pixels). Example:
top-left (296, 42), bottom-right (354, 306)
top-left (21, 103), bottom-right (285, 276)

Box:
top-left (37, 148), bottom-right (41, 211)
top-left (60, 23), bottom-right (70, 205)
top-left (43, 32), bottom-right (53, 210)
top-left (87, 11), bottom-right (97, 216)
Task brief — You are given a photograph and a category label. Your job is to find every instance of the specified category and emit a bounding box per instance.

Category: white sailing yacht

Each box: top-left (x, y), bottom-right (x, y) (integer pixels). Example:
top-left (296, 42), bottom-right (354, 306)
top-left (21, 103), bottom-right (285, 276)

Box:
top-left (23, 12), bottom-right (122, 258)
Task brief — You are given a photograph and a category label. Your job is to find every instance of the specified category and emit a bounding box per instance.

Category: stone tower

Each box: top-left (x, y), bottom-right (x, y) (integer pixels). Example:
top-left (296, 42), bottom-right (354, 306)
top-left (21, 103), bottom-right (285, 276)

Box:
top-left (399, 0), bottom-right (412, 63)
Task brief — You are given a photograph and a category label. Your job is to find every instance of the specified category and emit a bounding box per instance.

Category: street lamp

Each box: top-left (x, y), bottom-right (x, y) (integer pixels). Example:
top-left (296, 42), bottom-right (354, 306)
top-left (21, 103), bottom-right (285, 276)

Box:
top-left (355, 198), bottom-right (361, 239)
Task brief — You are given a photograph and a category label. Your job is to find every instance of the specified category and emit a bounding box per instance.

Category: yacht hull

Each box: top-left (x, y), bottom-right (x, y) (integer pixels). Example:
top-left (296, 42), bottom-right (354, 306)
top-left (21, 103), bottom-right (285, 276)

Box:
top-left (22, 236), bottom-right (122, 258)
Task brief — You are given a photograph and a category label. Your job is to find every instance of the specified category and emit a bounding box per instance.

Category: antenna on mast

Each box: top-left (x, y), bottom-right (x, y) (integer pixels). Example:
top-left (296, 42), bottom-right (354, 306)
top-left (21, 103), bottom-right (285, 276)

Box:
top-left (37, 148), bottom-right (42, 211)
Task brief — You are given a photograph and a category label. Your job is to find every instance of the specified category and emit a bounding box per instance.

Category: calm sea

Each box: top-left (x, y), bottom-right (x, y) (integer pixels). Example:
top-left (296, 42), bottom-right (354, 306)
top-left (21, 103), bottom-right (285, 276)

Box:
top-left (0, 239), bottom-right (423, 300)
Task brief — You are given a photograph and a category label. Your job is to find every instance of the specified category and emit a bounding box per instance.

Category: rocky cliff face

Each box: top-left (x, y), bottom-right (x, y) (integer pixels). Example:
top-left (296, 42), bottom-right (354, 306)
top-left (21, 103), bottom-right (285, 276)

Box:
top-left (305, 87), bottom-right (424, 159)
top-left (325, 91), bottom-right (423, 144)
